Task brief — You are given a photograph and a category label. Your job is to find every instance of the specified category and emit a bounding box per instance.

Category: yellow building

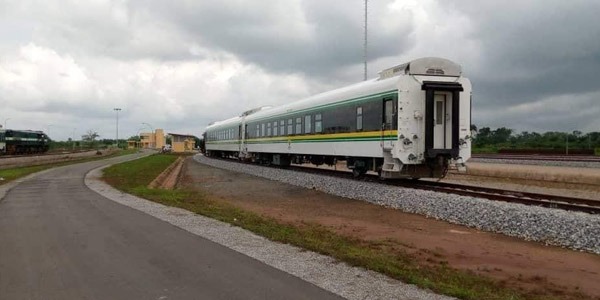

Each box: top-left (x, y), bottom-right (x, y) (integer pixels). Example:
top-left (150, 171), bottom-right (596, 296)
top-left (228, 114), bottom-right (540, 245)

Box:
top-left (169, 133), bottom-right (196, 152)
top-left (137, 128), bottom-right (165, 149)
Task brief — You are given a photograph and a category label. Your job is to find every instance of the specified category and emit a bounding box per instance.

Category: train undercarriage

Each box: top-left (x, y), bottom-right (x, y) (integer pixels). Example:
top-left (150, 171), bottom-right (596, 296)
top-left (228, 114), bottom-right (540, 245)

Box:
top-left (204, 150), bottom-right (451, 179)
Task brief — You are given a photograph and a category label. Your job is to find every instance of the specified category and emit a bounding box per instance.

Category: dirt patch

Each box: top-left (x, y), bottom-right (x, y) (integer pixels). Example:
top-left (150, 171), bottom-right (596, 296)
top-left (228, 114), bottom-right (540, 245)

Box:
top-left (180, 158), bottom-right (600, 299)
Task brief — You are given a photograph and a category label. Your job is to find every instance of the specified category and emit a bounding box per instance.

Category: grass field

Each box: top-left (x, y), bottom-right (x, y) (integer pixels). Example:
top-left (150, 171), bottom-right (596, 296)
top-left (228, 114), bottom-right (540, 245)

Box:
top-left (101, 154), bottom-right (586, 300)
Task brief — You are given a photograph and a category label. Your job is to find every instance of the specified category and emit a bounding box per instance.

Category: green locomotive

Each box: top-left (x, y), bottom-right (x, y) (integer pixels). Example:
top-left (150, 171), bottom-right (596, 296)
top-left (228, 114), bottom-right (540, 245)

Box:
top-left (0, 129), bottom-right (50, 155)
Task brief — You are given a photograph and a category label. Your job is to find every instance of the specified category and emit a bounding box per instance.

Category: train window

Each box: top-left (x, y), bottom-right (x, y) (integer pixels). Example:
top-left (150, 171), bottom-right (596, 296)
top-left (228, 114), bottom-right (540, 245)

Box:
top-left (287, 119), bottom-right (293, 135)
top-left (280, 120), bottom-right (285, 136)
top-left (255, 124), bottom-right (259, 138)
top-left (315, 114), bottom-right (322, 133)
top-left (295, 117), bottom-right (302, 134)
top-left (436, 100), bottom-right (443, 125)
top-left (267, 123), bottom-right (271, 136)
top-left (304, 115), bottom-right (312, 134)
top-left (261, 123), bottom-right (265, 137)
top-left (384, 100), bottom-right (394, 129)
top-left (357, 106), bottom-right (363, 131)
top-left (273, 121), bottom-right (278, 136)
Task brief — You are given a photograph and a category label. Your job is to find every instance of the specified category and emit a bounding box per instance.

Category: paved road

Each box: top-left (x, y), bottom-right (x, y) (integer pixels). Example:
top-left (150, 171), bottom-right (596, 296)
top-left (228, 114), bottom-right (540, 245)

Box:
top-left (0, 154), bottom-right (342, 300)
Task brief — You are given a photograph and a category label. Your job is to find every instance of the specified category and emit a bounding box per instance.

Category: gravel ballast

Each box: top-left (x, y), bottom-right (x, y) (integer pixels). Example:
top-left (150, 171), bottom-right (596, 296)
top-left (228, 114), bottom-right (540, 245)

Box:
top-left (194, 155), bottom-right (600, 255)
top-left (85, 165), bottom-right (452, 300)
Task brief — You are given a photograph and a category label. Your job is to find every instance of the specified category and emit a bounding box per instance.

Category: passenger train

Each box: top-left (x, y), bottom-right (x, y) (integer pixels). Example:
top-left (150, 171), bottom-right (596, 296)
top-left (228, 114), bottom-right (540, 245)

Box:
top-left (203, 57), bottom-right (472, 179)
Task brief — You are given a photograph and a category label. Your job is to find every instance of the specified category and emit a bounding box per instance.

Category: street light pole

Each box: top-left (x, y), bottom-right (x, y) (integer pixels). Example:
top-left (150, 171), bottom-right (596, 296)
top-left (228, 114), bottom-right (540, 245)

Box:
top-left (4, 118), bottom-right (10, 129)
top-left (114, 108), bottom-right (121, 148)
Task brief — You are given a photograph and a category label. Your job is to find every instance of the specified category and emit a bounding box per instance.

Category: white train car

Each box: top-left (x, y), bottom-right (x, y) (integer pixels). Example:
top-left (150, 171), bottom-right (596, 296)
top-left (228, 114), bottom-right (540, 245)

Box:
top-left (204, 116), bottom-right (243, 154)
top-left (204, 57), bottom-right (472, 179)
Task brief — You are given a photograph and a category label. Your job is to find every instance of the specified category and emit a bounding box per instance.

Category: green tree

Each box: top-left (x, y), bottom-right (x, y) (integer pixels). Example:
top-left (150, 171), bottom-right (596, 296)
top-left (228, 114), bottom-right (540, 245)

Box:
top-left (82, 130), bottom-right (100, 149)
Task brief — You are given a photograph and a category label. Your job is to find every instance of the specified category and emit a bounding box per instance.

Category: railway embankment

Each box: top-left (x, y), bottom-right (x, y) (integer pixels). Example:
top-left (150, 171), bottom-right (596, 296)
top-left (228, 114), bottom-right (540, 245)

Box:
top-left (0, 150), bottom-right (118, 170)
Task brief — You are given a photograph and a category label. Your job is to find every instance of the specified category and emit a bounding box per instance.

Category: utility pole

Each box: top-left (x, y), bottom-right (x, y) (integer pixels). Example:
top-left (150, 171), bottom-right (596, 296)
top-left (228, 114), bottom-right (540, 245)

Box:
top-left (363, 0), bottom-right (368, 81)
top-left (114, 108), bottom-right (121, 148)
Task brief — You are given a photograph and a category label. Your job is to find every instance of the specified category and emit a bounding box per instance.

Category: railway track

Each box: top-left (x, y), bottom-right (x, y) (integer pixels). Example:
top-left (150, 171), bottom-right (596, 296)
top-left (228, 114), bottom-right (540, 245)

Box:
top-left (472, 154), bottom-right (600, 162)
top-left (283, 164), bottom-right (600, 214)
top-left (398, 180), bottom-right (600, 214)
top-left (0, 150), bottom-right (91, 159)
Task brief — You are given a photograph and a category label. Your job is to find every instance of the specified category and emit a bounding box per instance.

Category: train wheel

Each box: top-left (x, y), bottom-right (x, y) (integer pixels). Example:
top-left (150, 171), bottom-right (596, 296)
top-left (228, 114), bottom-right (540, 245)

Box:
top-left (352, 167), bottom-right (367, 178)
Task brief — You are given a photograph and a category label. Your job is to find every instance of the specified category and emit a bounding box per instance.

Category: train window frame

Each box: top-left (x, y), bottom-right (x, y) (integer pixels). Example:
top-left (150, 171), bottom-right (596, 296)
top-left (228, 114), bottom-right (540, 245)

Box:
top-left (280, 120), bottom-right (285, 136)
top-left (315, 113), bottom-right (322, 133)
top-left (357, 106), bottom-right (363, 131)
top-left (304, 115), bottom-right (312, 134)
top-left (267, 122), bottom-right (271, 137)
top-left (273, 121), bottom-right (278, 136)
top-left (256, 124), bottom-right (260, 138)
top-left (295, 117), bottom-right (302, 135)
top-left (287, 119), bottom-right (293, 135)
top-left (261, 123), bottom-right (265, 137)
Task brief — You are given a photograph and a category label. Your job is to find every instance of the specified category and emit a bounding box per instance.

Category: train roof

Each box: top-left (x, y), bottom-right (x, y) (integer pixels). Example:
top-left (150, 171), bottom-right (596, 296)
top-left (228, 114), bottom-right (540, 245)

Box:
top-left (204, 57), bottom-right (464, 131)
top-left (378, 57), bottom-right (462, 79)
top-left (205, 115), bottom-right (243, 131)
top-left (243, 76), bottom-right (398, 123)
top-left (4, 129), bottom-right (46, 134)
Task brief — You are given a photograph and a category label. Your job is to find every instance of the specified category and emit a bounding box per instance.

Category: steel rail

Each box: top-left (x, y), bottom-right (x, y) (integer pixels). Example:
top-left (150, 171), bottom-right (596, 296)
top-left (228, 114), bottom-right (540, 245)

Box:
top-left (471, 154), bottom-right (600, 163)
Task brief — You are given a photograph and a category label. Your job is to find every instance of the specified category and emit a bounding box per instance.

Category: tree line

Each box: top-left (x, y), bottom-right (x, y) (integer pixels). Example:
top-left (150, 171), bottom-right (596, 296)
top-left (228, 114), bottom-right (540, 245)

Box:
top-left (471, 125), bottom-right (600, 153)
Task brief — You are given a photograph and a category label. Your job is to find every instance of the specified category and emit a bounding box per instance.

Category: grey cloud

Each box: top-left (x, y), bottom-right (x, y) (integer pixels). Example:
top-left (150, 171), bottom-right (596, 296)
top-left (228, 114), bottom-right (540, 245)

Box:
top-left (127, 0), bottom-right (413, 76)
top-left (444, 1), bottom-right (600, 106)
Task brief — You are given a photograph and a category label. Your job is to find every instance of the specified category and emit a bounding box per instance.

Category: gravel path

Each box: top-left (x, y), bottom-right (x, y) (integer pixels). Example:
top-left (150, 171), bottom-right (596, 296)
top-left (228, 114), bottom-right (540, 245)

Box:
top-left (194, 155), bottom-right (600, 255)
top-left (85, 164), bottom-right (452, 300)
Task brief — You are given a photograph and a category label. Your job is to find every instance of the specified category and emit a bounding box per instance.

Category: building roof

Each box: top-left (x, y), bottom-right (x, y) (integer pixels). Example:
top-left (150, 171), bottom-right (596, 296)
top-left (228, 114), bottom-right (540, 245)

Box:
top-left (168, 133), bottom-right (196, 138)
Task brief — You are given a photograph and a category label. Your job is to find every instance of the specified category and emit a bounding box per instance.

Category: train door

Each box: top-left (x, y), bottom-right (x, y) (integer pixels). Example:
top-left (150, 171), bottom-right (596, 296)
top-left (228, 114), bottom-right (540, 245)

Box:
top-left (422, 81), bottom-right (463, 159)
top-left (239, 124), bottom-right (246, 158)
top-left (433, 93), bottom-right (452, 149)
top-left (382, 96), bottom-right (397, 149)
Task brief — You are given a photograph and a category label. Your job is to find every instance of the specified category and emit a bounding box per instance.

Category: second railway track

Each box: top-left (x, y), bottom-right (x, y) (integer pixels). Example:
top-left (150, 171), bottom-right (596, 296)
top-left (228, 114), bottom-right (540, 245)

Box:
top-left (283, 163), bottom-right (600, 214)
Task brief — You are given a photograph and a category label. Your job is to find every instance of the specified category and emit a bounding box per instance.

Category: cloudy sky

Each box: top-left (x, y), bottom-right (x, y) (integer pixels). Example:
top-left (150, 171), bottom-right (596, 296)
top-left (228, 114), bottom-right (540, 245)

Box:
top-left (1, 0), bottom-right (599, 141)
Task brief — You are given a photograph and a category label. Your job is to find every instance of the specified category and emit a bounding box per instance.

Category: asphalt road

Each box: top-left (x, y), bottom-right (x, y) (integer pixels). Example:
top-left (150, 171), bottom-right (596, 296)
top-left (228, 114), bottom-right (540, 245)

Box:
top-left (0, 154), bottom-right (343, 300)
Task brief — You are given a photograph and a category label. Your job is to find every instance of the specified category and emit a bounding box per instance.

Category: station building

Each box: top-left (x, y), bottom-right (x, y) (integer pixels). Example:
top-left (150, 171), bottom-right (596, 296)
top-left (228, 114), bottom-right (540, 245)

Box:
top-left (169, 133), bottom-right (196, 152)
top-left (128, 129), bottom-right (165, 149)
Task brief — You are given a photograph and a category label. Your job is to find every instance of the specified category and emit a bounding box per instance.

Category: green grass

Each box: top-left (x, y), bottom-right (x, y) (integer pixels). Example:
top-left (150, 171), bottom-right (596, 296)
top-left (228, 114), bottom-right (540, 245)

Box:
top-left (102, 154), bottom-right (585, 300)
top-left (0, 149), bottom-right (139, 185)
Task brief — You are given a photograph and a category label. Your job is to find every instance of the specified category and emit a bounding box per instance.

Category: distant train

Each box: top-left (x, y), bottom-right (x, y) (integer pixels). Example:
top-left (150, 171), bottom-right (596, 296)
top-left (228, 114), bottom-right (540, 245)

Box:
top-left (0, 129), bottom-right (50, 155)
top-left (204, 57), bottom-right (472, 179)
